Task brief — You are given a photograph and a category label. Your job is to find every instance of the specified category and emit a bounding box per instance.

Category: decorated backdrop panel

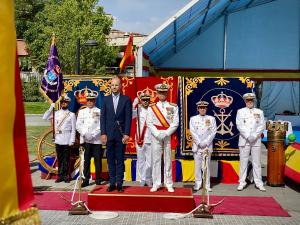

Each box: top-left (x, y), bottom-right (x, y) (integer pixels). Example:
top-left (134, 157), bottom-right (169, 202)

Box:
top-left (179, 77), bottom-right (254, 157)
top-left (63, 76), bottom-right (178, 156)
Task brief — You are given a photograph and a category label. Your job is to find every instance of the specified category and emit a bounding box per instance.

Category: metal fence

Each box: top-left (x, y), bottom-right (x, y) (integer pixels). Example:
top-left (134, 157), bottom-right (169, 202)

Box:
top-left (21, 71), bottom-right (42, 83)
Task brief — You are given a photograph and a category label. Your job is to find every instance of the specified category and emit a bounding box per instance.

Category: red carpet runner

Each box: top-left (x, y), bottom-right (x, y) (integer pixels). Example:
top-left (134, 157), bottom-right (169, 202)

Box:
top-left (34, 188), bottom-right (290, 217)
top-left (194, 195), bottom-right (290, 217)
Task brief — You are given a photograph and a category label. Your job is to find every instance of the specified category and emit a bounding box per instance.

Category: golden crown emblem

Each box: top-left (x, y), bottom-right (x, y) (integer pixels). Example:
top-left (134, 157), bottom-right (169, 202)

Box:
top-left (74, 87), bottom-right (98, 105)
top-left (211, 92), bottom-right (233, 109)
top-left (137, 87), bottom-right (157, 102)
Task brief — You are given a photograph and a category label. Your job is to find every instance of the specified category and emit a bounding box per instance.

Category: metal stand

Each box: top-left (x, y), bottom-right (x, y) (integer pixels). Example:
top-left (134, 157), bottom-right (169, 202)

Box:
top-left (193, 149), bottom-right (214, 218)
top-left (69, 146), bottom-right (89, 215)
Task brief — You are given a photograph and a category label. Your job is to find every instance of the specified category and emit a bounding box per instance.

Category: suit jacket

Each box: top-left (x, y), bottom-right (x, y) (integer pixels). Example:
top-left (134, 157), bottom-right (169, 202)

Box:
top-left (101, 94), bottom-right (132, 140)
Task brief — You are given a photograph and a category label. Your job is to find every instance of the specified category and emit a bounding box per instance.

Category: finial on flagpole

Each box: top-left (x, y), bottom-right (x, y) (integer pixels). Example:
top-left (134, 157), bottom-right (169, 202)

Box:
top-left (51, 33), bottom-right (56, 45)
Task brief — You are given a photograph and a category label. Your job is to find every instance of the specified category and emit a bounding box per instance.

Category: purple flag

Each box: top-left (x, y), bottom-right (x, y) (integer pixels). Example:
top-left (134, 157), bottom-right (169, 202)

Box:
top-left (40, 40), bottom-right (63, 103)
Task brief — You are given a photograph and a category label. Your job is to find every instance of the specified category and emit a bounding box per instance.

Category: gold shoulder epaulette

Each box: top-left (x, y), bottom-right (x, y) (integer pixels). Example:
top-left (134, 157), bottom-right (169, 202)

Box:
top-left (169, 102), bottom-right (177, 107)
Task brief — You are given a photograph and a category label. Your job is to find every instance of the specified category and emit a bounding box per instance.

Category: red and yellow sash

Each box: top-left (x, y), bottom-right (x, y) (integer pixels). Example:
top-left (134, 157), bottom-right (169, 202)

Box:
top-left (151, 104), bottom-right (170, 129)
top-left (150, 104), bottom-right (178, 149)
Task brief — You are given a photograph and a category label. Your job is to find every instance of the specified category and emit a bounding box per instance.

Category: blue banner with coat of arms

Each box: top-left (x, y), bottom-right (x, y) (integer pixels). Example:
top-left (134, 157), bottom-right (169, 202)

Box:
top-left (178, 77), bottom-right (254, 158)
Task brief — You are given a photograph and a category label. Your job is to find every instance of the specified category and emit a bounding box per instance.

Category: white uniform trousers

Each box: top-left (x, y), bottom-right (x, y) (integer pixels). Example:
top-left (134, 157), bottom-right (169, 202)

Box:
top-left (239, 145), bottom-right (263, 187)
top-left (152, 136), bottom-right (173, 188)
top-left (194, 152), bottom-right (211, 189)
top-left (136, 143), bottom-right (152, 184)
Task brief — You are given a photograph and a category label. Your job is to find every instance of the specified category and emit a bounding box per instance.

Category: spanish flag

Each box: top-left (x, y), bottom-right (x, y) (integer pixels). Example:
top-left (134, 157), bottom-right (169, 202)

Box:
top-left (285, 143), bottom-right (300, 184)
top-left (0, 1), bottom-right (40, 224)
top-left (119, 34), bottom-right (135, 72)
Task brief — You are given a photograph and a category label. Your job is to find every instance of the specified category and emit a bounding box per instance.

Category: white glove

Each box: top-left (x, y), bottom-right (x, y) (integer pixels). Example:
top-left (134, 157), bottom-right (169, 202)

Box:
top-left (133, 97), bottom-right (139, 108)
top-left (248, 134), bottom-right (257, 143)
top-left (198, 142), bottom-right (206, 148)
top-left (157, 131), bottom-right (167, 141)
top-left (84, 133), bottom-right (93, 141)
top-left (49, 103), bottom-right (55, 110)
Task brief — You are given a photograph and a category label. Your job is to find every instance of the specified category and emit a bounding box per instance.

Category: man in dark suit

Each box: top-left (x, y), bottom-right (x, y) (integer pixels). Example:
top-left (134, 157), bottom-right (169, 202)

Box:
top-left (101, 76), bottom-right (132, 192)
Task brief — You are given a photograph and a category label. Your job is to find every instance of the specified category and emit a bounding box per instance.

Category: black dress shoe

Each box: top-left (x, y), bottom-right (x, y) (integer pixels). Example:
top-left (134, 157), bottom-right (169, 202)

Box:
top-left (55, 177), bottom-right (64, 183)
top-left (81, 181), bottom-right (89, 188)
top-left (64, 178), bottom-right (70, 183)
top-left (117, 184), bottom-right (124, 193)
top-left (95, 178), bottom-right (103, 185)
top-left (106, 184), bottom-right (116, 192)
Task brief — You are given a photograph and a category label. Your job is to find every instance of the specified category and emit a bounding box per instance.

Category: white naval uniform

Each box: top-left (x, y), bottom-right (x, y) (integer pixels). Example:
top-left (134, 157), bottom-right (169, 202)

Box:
top-left (147, 101), bottom-right (179, 188)
top-left (189, 115), bottom-right (217, 189)
top-left (133, 105), bottom-right (152, 184)
top-left (236, 107), bottom-right (265, 187)
top-left (76, 107), bottom-right (102, 144)
top-left (43, 108), bottom-right (76, 145)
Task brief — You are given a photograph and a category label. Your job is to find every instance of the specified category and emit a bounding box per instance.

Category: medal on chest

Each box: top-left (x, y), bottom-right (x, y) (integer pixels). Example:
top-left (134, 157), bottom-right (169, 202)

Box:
top-left (166, 106), bottom-right (174, 120)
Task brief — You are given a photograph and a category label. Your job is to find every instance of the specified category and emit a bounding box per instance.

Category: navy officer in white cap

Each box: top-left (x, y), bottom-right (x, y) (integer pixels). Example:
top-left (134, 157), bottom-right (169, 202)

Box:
top-left (147, 83), bottom-right (179, 192)
top-left (76, 92), bottom-right (103, 187)
top-left (43, 95), bottom-right (76, 183)
top-left (189, 100), bottom-right (217, 192)
top-left (132, 91), bottom-right (153, 187)
top-left (236, 92), bottom-right (266, 191)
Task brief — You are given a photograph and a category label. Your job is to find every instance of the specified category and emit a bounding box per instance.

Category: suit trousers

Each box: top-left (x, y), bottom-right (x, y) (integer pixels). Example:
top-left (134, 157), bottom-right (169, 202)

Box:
top-left (106, 137), bottom-right (125, 185)
top-left (83, 143), bottom-right (103, 182)
top-left (136, 143), bottom-right (152, 183)
top-left (152, 136), bottom-right (173, 188)
top-left (239, 145), bottom-right (263, 187)
top-left (55, 144), bottom-right (70, 179)
top-left (194, 151), bottom-right (211, 189)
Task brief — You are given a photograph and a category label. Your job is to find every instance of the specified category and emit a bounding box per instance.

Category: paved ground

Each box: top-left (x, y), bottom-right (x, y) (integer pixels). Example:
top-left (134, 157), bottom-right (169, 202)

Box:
top-left (26, 114), bottom-right (50, 126)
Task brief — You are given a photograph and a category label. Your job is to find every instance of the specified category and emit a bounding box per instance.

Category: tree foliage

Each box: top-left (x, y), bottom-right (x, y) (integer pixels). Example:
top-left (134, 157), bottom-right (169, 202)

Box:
top-left (23, 0), bottom-right (118, 75)
top-left (15, 0), bottom-right (45, 39)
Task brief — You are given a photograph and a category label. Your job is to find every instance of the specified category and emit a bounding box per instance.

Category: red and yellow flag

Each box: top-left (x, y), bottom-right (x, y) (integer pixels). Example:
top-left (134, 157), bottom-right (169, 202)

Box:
top-left (0, 1), bottom-right (40, 223)
top-left (119, 34), bottom-right (135, 72)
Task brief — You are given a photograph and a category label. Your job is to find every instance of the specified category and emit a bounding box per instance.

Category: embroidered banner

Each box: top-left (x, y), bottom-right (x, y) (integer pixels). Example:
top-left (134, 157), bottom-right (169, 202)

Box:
top-left (179, 77), bottom-right (254, 157)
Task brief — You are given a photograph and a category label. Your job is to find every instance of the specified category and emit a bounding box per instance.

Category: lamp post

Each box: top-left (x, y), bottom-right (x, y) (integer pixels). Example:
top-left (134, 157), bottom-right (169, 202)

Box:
top-left (76, 38), bottom-right (99, 75)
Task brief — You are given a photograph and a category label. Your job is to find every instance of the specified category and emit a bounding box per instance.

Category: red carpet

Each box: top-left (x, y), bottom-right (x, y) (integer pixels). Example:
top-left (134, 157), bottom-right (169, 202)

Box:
top-left (194, 195), bottom-right (290, 217)
top-left (34, 191), bottom-right (290, 217)
top-left (34, 191), bottom-right (88, 210)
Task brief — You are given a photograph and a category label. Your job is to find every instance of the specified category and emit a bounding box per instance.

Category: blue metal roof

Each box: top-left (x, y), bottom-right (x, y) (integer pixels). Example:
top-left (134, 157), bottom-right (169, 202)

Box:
top-left (140, 0), bottom-right (277, 66)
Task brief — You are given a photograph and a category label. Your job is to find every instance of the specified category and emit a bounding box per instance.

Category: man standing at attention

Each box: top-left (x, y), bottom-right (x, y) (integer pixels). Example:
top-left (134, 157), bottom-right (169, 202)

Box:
top-left (236, 93), bottom-right (266, 192)
top-left (43, 96), bottom-right (76, 183)
top-left (132, 92), bottom-right (152, 186)
top-left (147, 83), bottom-right (179, 193)
top-left (101, 76), bottom-right (132, 192)
top-left (76, 92), bottom-right (102, 188)
top-left (189, 101), bottom-right (217, 192)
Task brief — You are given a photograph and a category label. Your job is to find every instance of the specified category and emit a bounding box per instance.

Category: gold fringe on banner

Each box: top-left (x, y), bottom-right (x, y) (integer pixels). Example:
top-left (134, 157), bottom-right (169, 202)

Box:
top-left (0, 207), bottom-right (41, 225)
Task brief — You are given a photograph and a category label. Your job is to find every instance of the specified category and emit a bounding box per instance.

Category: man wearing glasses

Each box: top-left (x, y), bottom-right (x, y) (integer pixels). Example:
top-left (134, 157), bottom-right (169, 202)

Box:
top-left (132, 92), bottom-right (152, 187)
top-left (76, 92), bottom-right (103, 188)
top-left (236, 93), bottom-right (266, 192)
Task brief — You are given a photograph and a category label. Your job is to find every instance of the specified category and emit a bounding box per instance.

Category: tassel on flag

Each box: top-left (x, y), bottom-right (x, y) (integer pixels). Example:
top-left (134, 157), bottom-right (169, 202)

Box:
top-left (119, 34), bottom-right (135, 72)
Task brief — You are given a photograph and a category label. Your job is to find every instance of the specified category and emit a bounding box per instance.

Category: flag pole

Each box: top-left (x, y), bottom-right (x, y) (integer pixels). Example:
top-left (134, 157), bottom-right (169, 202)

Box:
top-left (133, 38), bottom-right (141, 149)
top-left (51, 33), bottom-right (56, 141)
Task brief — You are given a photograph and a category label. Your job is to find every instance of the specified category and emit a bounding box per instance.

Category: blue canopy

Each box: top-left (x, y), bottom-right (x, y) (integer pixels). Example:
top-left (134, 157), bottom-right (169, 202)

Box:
top-left (141, 0), bottom-right (276, 66)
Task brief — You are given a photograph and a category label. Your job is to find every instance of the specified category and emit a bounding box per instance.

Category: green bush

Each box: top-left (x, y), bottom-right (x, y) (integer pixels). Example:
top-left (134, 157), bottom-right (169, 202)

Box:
top-left (22, 77), bottom-right (44, 102)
